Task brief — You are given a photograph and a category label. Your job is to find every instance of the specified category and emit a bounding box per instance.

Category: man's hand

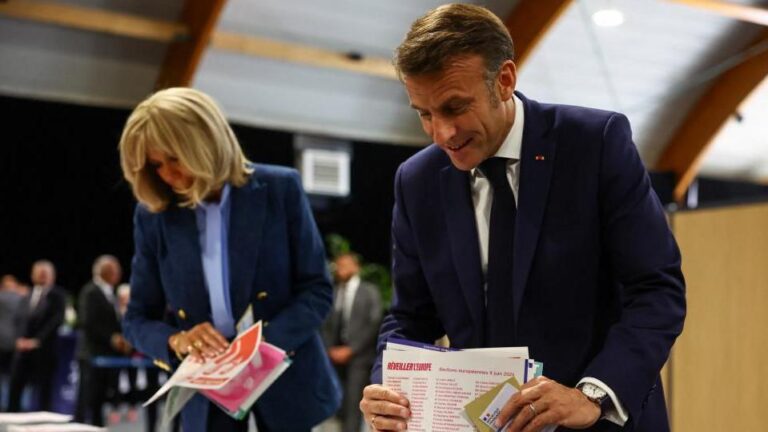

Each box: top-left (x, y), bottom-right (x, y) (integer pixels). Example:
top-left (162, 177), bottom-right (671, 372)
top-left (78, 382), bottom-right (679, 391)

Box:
top-left (360, 384), bottom-right (411, 431)
top-left (111, 333), bottom-right (133, 355)
top-left (15, 338), bottom-right (40, 352)
top-left (168, 322), bottom-right (229, 361)
top-left (497, 376), bottom-right (600, 432)
top-left (328, 345), bottom-right (353, 365)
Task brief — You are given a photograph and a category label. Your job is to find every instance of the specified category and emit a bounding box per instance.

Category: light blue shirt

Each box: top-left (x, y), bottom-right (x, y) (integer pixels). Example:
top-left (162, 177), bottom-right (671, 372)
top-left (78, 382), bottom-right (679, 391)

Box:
top-left (194, 184), bottom-right (235, 337)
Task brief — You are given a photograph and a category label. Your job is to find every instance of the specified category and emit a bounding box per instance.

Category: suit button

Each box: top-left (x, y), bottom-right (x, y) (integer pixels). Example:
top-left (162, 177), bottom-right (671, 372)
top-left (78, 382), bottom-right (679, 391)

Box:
top-left (153, 359), bottom-right (171, 372)
top-left (178, 309), bottom-right (186, 320)
top-left (257, 291), bottom-right (268, 301)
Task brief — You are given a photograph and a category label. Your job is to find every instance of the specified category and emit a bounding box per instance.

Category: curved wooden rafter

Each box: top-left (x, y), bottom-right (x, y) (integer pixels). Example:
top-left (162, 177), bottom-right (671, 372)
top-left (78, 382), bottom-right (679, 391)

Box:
top-left (655, 30), bottom-right (768, 202)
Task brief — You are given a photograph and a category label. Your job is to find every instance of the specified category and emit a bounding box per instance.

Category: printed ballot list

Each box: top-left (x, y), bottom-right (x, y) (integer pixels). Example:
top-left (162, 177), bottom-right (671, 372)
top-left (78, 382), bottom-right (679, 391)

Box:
top-left (144, 320), bottom-right (291, 420)
top-left (383, 340), bottom-right (539, 432)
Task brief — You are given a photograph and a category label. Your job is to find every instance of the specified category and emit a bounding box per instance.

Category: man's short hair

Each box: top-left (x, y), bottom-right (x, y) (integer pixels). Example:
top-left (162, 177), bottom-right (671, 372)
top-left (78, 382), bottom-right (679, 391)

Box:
top-left (394, 3), bottom-right (514, 83)
top-left (31, 260), bottom-right (56, 283)
top-left (92, 255), bottom-right (119, 278)
top-left (335, 252), bottom-right (361, 265)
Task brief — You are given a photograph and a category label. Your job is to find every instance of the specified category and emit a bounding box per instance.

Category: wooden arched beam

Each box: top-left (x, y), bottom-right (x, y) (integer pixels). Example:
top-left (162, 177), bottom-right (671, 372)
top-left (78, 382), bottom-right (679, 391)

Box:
top-left (154, 0), bottom-right (227, 89)
top-left (656, 30), bottom-right (768, 202)
top-left (505, 0), bottom-right (574, 66)
top-left (666, 0), bottom-right (768, 27)
top-left (0, 0), bottom-right (187, 41)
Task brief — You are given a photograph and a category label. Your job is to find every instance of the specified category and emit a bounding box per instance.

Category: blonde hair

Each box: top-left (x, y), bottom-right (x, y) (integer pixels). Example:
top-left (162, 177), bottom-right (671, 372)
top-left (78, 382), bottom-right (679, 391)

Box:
top-left (119, 87), bottom-right (253, 212)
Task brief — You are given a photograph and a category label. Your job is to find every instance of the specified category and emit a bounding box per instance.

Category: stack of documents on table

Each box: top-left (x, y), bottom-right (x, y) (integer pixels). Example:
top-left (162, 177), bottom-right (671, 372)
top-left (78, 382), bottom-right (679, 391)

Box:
top-left (383, 338), bottom-right (553, 432)
top-left (0, 412), bottom-right (104, 432)
top-left (144, 320), bottom-right (291, 420)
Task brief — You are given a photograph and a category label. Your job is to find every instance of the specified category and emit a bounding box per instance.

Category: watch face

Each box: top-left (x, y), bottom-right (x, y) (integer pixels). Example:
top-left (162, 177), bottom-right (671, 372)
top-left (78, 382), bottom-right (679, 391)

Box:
top-left (582, 383), bottom-right (607, 401)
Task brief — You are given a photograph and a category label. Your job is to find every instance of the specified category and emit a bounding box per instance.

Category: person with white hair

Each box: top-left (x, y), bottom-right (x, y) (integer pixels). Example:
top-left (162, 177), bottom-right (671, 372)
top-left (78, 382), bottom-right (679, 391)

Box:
top-left (74, 255), bottom-right (130, 426)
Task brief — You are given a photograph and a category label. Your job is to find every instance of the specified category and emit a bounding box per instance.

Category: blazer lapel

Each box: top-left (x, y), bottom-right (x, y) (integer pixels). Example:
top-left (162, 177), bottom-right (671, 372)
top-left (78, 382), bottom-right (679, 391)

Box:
top-left (227, 177), bottom-right (267, 322)
top-left (163, 207), bottom-right (209, 321)
top-left (440, 165), bottom-right (485, 340)
top-left (513, 94), bottom-right (556, 326)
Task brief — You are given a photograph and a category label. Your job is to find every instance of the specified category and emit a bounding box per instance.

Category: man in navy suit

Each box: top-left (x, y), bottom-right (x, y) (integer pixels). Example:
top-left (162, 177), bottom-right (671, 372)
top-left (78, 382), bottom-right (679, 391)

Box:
top-left (360, 4), bottom-right (685, 432)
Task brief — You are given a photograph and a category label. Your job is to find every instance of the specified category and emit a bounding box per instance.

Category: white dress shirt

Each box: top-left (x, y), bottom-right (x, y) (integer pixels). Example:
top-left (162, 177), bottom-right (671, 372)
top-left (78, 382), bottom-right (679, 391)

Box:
top-left (336, 274), bottom-right (361, 326)
top-left (29, 285), bottom-right (49, 310)
top-left (469, 94), bottom-right (627, 426)
top-left (93, 276), bottom-right (115, 306)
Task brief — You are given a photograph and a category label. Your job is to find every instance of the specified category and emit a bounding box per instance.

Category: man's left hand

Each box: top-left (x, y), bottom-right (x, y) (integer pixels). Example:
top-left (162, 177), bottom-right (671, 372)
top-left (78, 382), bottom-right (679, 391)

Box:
top-left (328, 345), bottom-right (353, 365)
top-left (496, 376), bottom-right (600, 432)
top-left (15, 338), bottom-right (40, 352)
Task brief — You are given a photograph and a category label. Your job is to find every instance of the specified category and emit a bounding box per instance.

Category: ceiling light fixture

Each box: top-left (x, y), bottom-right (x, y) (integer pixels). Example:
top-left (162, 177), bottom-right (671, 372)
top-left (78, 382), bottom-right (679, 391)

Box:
top-left (592, 8), bottom-right (625, 27)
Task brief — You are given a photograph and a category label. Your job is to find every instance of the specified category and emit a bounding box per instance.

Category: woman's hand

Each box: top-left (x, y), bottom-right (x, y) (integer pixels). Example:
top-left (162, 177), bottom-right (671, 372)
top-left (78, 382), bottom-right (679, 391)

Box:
top-left (168, 322), bottom-right (229, 361)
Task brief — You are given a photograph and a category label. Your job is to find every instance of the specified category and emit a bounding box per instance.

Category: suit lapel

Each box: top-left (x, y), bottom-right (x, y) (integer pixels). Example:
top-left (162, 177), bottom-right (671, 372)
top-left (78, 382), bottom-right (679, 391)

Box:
top-left (440, 165), bottom-right (485, 338)
top-left (513, 94), bottom-right (556, 325)
top-left (163, 207), bottom-right (209, 321)
top-left (227, 176), bottom-right (267, 322)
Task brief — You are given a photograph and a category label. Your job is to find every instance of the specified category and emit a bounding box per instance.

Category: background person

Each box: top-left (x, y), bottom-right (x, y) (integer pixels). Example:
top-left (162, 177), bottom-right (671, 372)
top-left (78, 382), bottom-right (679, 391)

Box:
top-left (75, 255), bottom-right (130, 426)
top-left (7, 260), bottom-right (66, 412)
top-left (322, 253), bottom-right (382, 432)
top-left (0, 275), bottom-right (23, 411)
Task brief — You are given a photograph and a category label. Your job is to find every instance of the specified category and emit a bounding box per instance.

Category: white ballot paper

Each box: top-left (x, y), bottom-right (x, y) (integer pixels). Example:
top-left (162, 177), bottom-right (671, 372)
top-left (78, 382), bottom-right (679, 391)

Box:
top-left (383, 349), bottom-right (532, 432)
top-left (0, 413), bottom-right (71, 425)
top-left (5, 424), bottom-right (105, 432)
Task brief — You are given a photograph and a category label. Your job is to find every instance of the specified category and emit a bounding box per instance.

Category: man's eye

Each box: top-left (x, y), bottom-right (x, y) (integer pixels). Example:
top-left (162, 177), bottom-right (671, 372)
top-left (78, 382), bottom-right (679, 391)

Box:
top-left (418, 112), bottom-right (431, 119)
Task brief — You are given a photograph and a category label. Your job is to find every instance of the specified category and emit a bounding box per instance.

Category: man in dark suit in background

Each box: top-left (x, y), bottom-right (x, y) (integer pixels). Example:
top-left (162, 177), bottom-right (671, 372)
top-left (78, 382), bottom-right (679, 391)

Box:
top-left (360, 4), bottom-right (685, 432)
top-left (74, 255), bottom-right (130, 426)
top-left (323, 253), bottom-right (382, 432)
top-left (7, 260), bottom-right (66, 412)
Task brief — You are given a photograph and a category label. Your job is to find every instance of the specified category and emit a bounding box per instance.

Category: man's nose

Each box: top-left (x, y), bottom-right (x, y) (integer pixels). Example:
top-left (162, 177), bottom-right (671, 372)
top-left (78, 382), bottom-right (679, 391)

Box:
top-left (432, 116), bottom-right (456, 144)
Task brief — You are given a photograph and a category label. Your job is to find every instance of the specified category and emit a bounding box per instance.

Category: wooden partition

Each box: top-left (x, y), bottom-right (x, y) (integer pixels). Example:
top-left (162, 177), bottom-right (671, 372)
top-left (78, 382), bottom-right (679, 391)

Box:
top-left (667, 202), bottom-right (768, 431)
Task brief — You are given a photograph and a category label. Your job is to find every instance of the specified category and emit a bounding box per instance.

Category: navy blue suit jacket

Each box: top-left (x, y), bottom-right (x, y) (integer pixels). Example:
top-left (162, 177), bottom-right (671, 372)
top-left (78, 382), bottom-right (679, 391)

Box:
top-left (124, 164), bottom-right (341, 431)
top-left (372, 94), bottom-right (686, 431)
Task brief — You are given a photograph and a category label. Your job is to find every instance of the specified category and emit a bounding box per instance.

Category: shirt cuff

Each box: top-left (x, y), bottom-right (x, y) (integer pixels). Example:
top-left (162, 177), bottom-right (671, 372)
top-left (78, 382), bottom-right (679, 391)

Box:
top-left (577, 377), bottom-right (628, 426)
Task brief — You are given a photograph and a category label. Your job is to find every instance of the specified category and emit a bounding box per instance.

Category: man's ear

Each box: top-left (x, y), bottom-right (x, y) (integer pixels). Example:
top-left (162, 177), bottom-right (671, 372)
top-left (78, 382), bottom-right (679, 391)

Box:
top-left (497, 60), bottom-right (517, 101)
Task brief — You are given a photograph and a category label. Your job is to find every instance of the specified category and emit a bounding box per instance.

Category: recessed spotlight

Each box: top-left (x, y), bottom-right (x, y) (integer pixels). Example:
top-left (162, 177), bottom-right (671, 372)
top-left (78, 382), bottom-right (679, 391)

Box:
top-left (592, 9), bottom-right (625, 27)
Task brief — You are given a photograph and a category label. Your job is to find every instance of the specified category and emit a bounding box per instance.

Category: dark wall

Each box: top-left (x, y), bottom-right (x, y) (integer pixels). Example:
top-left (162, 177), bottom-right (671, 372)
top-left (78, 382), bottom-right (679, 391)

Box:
top-left (0, 96), bottom-right (134, 296)
top-left (0, 95), bottom-right (418, 295)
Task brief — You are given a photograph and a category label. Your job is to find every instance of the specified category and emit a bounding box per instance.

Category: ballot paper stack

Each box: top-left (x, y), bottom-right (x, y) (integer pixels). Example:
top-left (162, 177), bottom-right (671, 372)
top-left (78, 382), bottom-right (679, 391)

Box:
top-left (145, 320), bottom-right (291, 420)
top-left (383, 338), bottom-right (554, 432)
top-left (0, 412), bottom-right (104, 432)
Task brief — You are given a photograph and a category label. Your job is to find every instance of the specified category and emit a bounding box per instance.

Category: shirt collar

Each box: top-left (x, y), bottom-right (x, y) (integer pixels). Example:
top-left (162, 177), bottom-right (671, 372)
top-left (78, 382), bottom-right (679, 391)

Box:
top-left (197, 183), bottom-right (231, 211)
top-left (93, 276), bottom-right (114, 298)
top-left (471, 94), bottom-right (525, 177)
top-left (347, 274), bottom-right (361, 290)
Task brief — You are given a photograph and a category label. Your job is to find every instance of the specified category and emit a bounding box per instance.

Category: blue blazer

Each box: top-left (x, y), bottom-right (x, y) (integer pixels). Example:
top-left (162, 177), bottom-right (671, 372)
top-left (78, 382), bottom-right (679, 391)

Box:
top-left (124, 164), bottom-right (341, 431)
top-left (373, 93), bottom-right (686, 432)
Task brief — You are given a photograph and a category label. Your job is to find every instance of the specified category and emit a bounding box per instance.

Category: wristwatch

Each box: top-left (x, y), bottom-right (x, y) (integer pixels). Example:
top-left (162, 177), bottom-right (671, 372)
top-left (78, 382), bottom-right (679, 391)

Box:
top-left (579, 382), bottom-right (609, 414)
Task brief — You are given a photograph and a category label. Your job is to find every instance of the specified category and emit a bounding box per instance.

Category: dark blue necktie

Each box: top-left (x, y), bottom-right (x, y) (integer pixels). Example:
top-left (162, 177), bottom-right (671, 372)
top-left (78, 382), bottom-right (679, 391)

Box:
top-left (479, 157), bottom-right (516, 347)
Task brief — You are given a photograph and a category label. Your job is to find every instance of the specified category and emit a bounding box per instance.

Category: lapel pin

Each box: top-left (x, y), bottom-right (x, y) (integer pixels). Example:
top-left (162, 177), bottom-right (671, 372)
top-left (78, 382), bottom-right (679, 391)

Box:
top-left (534, 154), bottom-right (545, 161)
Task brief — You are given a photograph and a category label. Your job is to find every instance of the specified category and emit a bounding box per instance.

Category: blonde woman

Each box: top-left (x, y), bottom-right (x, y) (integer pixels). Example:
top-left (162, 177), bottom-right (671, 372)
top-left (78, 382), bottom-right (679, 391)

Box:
top-left (119, 87), bottom-right (340, 432)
